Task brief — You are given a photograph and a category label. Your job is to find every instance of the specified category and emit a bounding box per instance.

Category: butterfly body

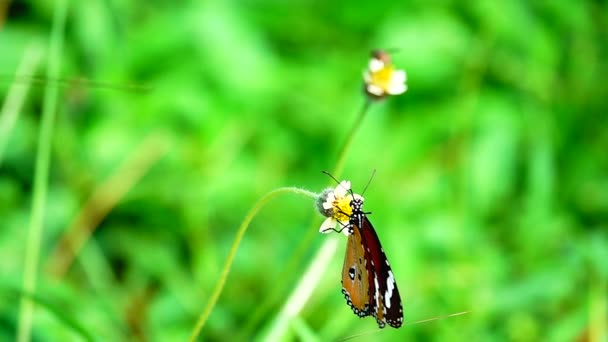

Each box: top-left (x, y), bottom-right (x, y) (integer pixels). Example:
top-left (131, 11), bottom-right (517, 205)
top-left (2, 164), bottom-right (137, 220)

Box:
top-left (341, 197), bottom-right (403, 328)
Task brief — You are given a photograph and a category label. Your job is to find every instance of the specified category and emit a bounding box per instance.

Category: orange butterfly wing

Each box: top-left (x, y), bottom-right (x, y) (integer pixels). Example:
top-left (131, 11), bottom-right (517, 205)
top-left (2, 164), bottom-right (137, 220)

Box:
top-left (341, 225), bottom-right (372, 317)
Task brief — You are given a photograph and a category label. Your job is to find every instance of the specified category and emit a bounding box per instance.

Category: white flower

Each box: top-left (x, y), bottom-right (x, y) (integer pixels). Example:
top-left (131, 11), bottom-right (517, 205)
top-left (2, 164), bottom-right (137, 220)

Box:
top-left (363, 50), bottom-right (407, 98)
top-left (318, 180), bottom-right (364, 236)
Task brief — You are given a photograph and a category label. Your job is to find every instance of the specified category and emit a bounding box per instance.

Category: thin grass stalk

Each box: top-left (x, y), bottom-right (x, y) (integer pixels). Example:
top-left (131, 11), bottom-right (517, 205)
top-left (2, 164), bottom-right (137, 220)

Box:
top-left (16, 1), bottom-right (69, 341)
top-left (46, 133), bottom-right (169, 277)
top-left (0, 42), bottom-right (44, 166)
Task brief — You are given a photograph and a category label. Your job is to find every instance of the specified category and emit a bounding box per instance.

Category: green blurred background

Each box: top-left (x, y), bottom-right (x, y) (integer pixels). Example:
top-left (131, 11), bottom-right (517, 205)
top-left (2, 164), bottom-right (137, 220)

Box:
top-left (1, 0), bottom-right (607, 341)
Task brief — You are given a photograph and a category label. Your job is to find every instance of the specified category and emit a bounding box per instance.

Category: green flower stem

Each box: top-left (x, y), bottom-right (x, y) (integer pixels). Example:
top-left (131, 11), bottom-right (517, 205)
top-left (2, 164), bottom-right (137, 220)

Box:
top-left (17, 1), bottom-right (68, 341)
top-left (189, 187), bottom-right (317, 342)
top-left (332, 98), bottom-right (371, 178)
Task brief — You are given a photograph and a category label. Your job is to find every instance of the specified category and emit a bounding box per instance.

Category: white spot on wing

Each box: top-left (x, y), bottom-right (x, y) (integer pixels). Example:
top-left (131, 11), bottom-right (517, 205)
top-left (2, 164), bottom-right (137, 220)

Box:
top-left (385, 270), bottom-right (395, 309)
top-left (374, 276), bottom-right (380, 312)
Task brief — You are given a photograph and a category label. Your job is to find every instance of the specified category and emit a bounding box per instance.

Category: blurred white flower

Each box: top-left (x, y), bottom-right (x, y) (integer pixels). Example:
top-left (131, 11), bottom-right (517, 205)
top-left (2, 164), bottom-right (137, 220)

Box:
top-left (363, 50), bottom-right (407, 98)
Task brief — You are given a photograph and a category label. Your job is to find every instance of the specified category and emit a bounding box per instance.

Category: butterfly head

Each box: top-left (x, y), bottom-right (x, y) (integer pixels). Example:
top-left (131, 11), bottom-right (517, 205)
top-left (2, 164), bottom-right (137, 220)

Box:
top-left (317, 176), bottom-right (364, 236)
top-left (350, 196), bottom-right (364, 213)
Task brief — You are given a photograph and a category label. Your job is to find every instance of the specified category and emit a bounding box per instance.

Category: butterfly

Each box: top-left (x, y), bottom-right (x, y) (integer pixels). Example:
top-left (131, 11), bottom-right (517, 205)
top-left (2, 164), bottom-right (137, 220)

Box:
top-left (318, 174), bottom-right (403, 328)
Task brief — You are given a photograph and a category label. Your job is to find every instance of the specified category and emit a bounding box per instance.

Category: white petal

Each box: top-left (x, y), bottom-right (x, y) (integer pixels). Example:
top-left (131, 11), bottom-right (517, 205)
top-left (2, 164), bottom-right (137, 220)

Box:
top-left (363, 71), bottom-right (372, 83)
top-left (322, 200), bottom-right (333, 210)
top-left (369, 58), bottom-right (384, 72)
top-left (387, 83), bottom-right (407, 95)
top-left (366, 84), bottom-right (385, 96)
top-left (340, 180), bottom-right (351, 190)
top-left (334, 181), bottom-right (351, 198)
top-left (334, 188), bottom-right (346, 198)
top-left (391, 70), bottom-right (406, 83)
top-left (319, 217), bottom-right (337, 233)
top-left (326, 192), bottom-right (336, 202)
top-left (342, 224), bottom-right (352, 236)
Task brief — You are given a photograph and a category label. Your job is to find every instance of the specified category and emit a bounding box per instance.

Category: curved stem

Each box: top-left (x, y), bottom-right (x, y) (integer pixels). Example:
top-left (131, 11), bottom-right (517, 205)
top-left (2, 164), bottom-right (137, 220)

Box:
top-left (189, 187), bottom-right (317, 341)
top-left (332, 99), bottom-right (371, 178)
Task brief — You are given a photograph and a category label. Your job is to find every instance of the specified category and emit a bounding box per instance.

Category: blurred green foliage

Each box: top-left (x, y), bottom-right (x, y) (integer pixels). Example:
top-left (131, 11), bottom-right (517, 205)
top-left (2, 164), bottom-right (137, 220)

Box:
top-left (1, 0), bottom-right (607, 341)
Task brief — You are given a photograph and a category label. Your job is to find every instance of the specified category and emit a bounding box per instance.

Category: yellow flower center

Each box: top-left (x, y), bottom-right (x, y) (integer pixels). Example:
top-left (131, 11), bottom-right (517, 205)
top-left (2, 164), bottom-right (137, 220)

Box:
top-left (369, 65), bottom-right (395, 91)
top-left (332, 196), bottom-right (353, 222)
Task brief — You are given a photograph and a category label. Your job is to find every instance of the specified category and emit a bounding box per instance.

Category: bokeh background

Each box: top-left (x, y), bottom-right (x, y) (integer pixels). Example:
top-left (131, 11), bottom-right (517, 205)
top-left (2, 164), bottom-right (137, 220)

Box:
top-left (1, 0), bottom-right (607, 341)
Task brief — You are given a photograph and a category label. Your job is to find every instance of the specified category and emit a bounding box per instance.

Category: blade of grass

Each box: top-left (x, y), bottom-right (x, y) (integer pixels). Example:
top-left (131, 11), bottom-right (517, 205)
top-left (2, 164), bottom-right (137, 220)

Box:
top-left (290, 307), bottom-right (323, 342)
top-left (45, 133), bottom-right (170, 277)
top-left (0, 75), bottom-right (152, 93)
top-left (589, 275), bottom-right (607, 342)
top-left (17, 0), bottom-right (69, 341)
top-left (260, 237), bottom-right (339, 341)
top-left (4, 285), bottom-right (95, 342)
top-left (0, 42), bottom-right (44, 167)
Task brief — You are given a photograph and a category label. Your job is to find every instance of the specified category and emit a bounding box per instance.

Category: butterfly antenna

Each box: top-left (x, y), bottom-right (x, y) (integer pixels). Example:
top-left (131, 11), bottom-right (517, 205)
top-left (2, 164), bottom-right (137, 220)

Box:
top-left (321, 170), bottom-right (355, 197)
top-left (361, 169), bottom-right (376, 196)
top-left (322, 170), bottom-right (341, 184)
